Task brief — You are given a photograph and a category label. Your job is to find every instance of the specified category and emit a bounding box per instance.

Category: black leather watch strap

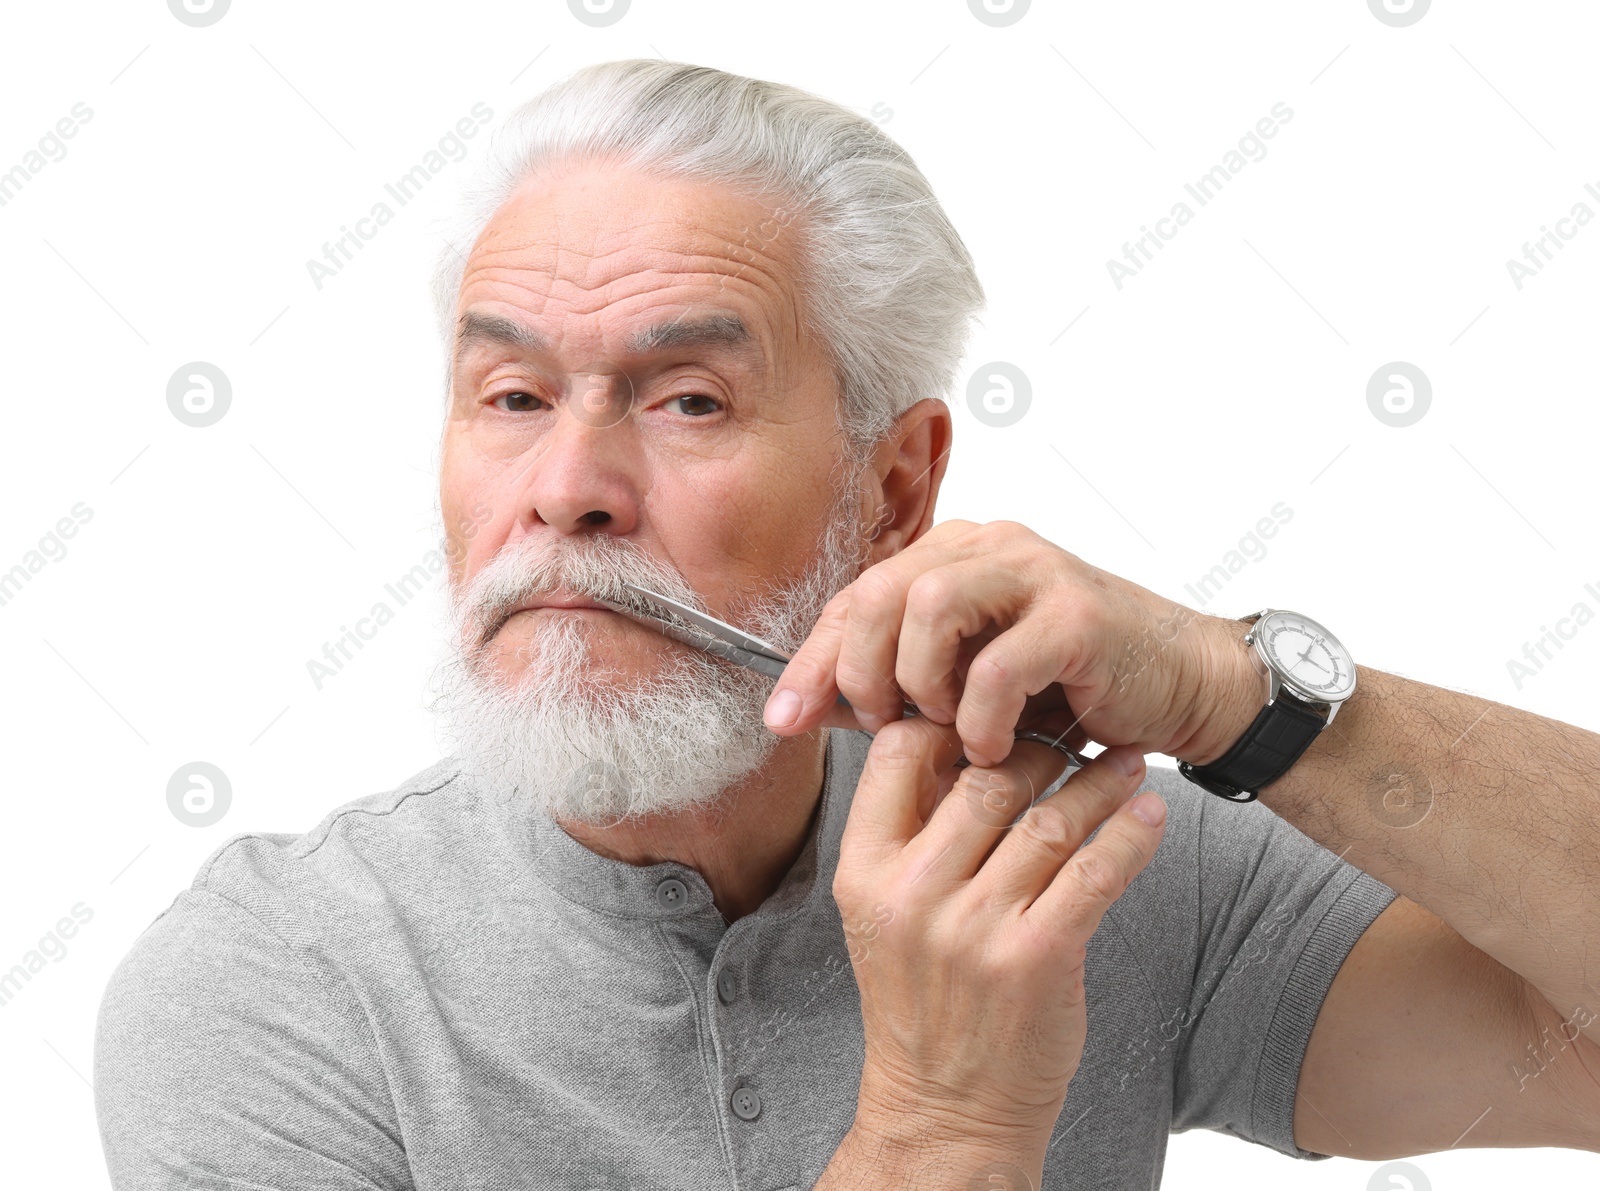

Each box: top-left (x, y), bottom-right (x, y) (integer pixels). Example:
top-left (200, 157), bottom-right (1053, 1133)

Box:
top-left (1177, 690), bottom-right (1327, 802)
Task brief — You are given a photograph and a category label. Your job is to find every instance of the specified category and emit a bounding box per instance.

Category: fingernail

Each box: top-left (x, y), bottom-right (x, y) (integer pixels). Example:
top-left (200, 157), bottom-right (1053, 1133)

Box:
top-left (1129, 792), bottom-right (1166, 827)
top-left (856, 710), bottom-right (888, 734)
top-left (1106, 747), bottom-right (1144, 776)
top-left (764, 688), bottom-right (802, 729)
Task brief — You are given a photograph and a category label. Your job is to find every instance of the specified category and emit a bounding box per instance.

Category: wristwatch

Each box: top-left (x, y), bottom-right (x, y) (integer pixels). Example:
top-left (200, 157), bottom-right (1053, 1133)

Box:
top-left (1178, 609), bottom-right (1357, 803)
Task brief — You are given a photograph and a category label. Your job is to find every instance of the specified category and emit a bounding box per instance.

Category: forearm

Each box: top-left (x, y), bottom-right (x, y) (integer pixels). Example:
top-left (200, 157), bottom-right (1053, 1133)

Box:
top-left (1191, 624), bottom-right (1600, 1038)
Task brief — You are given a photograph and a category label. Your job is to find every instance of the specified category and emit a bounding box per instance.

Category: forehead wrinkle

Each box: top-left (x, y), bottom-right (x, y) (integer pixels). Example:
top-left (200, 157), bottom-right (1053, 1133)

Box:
top-left (476, 196), bottom-right (795, 294)
top-left (454, 208), bottom-right (803, 383)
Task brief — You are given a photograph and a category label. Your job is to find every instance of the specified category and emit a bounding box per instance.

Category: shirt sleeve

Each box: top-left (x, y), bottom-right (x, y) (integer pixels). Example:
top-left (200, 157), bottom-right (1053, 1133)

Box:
top-left (93, 887), bottom-right (414, 1191)
top-left (1164, 769), bottom-right (1400, 1159)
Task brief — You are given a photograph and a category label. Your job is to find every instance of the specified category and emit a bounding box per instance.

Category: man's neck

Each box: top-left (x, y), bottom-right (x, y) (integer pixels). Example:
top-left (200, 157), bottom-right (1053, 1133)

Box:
top-left (556, 729), bottom-right (831, 924)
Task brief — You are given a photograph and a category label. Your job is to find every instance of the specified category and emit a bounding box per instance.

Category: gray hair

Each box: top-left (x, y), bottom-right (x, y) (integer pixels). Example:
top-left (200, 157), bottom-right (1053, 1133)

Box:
top-left (430, 59), bottom-right (985, 456)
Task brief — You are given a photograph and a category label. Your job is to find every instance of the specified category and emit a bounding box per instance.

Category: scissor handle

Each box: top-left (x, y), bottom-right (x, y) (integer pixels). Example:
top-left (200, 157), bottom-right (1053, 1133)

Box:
top-left (834, 691), bottom-right (1091, 772)
top-left (949, 729), bottom-right (1090, 773)
top-left (1010, 729), bottom-right (1092, 771)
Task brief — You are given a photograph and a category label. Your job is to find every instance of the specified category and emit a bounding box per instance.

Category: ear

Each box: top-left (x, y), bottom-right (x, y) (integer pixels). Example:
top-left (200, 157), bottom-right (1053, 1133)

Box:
top-left (861, 398), bottom-right (953, 566)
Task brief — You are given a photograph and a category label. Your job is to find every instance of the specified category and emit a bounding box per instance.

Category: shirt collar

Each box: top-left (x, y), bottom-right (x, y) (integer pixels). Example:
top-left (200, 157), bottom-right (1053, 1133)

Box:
top-left (485, 728), bottom-right (871, 924)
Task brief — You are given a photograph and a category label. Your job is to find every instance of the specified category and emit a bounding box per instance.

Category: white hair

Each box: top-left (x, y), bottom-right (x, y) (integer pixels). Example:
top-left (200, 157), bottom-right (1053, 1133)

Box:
top-left (430, 58), bottom-right (985, 454)
top-left (430, 474), bottom-right (869, 823)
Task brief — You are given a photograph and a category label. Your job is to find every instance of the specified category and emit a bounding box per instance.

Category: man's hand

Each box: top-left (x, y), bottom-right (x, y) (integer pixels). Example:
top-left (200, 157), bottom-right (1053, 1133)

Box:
top-left (764, 519), bottom-right (1260, 769)
top-left (832, 712), bottom-right (1166, 1176)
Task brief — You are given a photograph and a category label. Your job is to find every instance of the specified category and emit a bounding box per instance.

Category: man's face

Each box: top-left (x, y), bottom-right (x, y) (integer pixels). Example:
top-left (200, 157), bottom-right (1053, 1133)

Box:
top-left (439, 156), bottom-right (854, 701)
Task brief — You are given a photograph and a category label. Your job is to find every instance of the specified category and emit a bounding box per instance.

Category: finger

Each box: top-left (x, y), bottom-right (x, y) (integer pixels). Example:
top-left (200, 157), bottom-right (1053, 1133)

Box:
top-left (811, 697), bottom-right (875, 733)
top-left (970, 745), bottom-right (1146, 909)
top-left (894, 562), bottom-right (1025, 724)
top-left (836, 715), bottom-right (967, 874)
top-left (1015, 702), bottom-right (1091, 756)
top-left (1023, 771), bottom-right (1167, 944)
top-left (764, 591), bottom-right (852, 734)
top-left (892, 738), bottom-right (1082, 890)
top-left (957, 603), bottom-right (1099, 769)
top-left (831, 526), bottom-right (993, 731)
top-left (766, 521), bottom-right (990, 736)
top-left (833, 568), bottom-right (916, 733)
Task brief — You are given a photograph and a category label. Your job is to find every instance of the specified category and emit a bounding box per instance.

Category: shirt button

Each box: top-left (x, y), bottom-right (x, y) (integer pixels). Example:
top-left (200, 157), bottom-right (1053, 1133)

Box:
top-left (717, 968), bottom-right (737, 1004)
top-left (655, 878), bottom-right (689, 909)
top-left (730, 1085), bottom-right (762, 1121)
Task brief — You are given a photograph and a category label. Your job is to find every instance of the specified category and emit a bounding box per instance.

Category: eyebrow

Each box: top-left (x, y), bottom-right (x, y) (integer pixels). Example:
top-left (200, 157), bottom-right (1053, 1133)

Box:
top-left (452, 310), bottom-right (756, 369)
top-left (453, 311), bottom-right (548, 367)
top-left (622, 313), bottom-right (751, 355)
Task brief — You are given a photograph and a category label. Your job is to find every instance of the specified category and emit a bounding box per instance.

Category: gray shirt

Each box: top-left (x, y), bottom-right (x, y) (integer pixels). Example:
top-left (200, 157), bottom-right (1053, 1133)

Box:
top-left (94, 728), bottom-right (1397, 1190)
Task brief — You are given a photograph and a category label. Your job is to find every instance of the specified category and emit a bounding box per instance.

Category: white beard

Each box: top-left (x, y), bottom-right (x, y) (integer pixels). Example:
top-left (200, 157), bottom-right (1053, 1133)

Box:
top-left (430, 478), bottom-right (866, 825)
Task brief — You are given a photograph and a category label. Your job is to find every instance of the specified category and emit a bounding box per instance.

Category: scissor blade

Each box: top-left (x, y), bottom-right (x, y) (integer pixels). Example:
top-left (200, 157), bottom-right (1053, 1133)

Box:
top-left (590, 593), bottom-right (790, 681)
top-left (620, 582), bottom-right (793, 666)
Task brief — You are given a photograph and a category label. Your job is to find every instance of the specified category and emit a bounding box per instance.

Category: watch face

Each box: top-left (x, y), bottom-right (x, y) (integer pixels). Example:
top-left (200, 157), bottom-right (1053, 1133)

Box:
top-left (1254, 611), bottom-right (1356, 703)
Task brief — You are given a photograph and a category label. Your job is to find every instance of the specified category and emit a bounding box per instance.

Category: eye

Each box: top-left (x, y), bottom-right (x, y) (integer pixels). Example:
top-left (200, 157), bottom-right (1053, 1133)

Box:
top-left (664, 393), bottom-right (722, 417)
top-left (493, 391), bottom-right (543, 413)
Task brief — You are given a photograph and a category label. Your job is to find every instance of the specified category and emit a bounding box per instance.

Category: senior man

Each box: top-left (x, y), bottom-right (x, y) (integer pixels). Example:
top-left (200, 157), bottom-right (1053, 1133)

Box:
top-left (95, 60), bottom-right (1600, 1190)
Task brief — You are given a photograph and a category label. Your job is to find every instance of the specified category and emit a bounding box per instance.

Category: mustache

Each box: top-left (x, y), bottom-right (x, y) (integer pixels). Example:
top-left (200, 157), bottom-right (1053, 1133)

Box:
top-left (453, 534), bottom-right (707, 654)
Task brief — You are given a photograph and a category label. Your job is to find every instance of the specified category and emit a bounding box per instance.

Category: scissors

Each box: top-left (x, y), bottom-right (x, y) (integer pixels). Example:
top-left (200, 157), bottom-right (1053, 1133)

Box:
top-left (593, 581), bottom-right (1092, 777)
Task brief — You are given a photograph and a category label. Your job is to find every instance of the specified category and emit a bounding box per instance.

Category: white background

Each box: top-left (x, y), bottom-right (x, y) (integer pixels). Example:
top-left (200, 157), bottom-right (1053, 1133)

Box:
top-left (1, 0), bottom-right (1596, 1186)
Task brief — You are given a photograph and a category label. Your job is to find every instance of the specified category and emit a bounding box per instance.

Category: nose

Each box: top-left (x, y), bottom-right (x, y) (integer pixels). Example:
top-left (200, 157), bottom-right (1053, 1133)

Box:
top-left (515, 371), bottom-right (642, 536)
